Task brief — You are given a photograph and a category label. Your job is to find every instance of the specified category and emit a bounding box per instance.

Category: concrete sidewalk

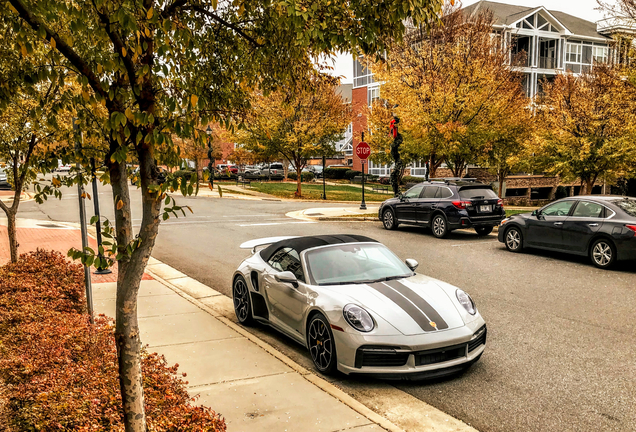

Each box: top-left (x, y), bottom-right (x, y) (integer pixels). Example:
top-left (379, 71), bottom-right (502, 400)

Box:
top-left (287, 206), bottom-right (380, 222)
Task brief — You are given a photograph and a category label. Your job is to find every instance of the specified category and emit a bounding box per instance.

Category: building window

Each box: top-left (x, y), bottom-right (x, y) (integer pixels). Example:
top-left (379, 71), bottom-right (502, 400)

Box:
top-left (565, 41), bottom-right (606, 74)
top-left (593, 46), bottom-right (608, 63)
top-left (410, 161), bottom-right (428, 177)
top-left (367, 86), bottom-right (380, 106)
top-left (368, 160), bottom-right (391, 177)
top-left (566, 43), bottom-right (582, 63)
top-left (354, 58), bottom-right (375, 88)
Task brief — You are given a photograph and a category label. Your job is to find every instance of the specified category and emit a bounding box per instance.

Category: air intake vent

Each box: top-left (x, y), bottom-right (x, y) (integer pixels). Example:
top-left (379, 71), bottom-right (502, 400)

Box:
top-left (250, 271), bottom-right (259, 292)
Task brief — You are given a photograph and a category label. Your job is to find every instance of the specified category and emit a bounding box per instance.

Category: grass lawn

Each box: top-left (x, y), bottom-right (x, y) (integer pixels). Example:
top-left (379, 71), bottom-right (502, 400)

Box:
top-left (506, 208), bottom-right (532, 217)
top-left (249, 182), bottom-right (391, 201)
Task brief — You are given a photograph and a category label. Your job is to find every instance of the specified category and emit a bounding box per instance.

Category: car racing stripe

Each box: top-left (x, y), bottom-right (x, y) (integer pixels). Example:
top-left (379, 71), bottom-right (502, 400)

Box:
top-left (368, 283), bottom-right (437, 332)
top-left (383, 280), bottom-right (449, 330)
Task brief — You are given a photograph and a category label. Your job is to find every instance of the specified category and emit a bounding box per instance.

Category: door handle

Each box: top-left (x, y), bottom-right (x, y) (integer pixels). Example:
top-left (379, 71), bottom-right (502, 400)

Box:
top-left (554, 222), bottom-right (563, 226)
top-left (588, 223), bottom-right (599, 227)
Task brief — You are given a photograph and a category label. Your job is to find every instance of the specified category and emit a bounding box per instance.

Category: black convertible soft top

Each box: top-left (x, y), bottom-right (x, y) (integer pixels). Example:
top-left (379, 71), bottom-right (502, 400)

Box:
top-left (260, 234), bottom-right (378, 262)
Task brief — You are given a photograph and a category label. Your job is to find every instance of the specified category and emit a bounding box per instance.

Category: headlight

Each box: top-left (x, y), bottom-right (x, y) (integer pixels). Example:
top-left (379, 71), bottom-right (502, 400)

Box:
top-left (500, 218), bottom-right (510, 225)
top-left (343, 304), bottom-right (375, 332)
top-left (456, 289), bottom-right (476, 315)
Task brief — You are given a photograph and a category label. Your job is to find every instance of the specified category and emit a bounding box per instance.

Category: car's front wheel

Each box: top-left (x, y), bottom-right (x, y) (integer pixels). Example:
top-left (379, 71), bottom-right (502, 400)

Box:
top-left (475, 226), bottom-right (493, 236)
top-left (590, 239), bottom-right (616, 269)
top-left (504, 226), bottom-right (523, 252)
top-left (431, 214), bottom-right (449, 238)
top-left (382, 208), bottom-right (398, 230)
top-left (233, 275), bottom-right (254, 325)
top-left (307, 314), bottom-right (337, 374)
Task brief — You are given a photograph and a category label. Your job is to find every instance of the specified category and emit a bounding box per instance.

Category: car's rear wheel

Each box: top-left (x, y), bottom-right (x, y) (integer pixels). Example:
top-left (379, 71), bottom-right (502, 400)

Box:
top-left (475, 226), bottom-right (493, 236)
top-left (504, 226), bottom-right (523, 252)
top-left (382, 209), bottom-right (398, 230)
top-left (233, 275), bottom-right (254, 325)
top-left (307, 314), bottom-right (337, 374)
top-left (590, 239), bottom-right (616, 269)
top-left (431, 214), bottom-right (449, 238)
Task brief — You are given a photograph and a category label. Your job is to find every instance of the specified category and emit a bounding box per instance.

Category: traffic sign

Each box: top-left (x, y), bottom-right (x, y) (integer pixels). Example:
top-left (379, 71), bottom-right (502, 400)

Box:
top-left (356, 142), bottom-right (371, 160)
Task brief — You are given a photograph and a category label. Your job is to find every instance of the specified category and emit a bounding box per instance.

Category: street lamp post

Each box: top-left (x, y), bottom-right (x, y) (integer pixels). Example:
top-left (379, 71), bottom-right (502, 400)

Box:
top-left (322, 155), bottom-right (326, 200)
top-left (206, 125), bottom-right (214, 188)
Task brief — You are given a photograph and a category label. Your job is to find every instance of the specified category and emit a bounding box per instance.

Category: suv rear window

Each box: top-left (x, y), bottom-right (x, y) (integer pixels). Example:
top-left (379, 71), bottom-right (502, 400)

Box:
top-left (459, 188), bottom-right (498, 199)
top-left (613, 199), bottom-right (636, 217)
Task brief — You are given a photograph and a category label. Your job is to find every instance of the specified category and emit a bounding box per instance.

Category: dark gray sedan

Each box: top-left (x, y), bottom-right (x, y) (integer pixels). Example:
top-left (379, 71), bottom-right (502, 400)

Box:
top-left (498, 196), bottom-right (636, 269)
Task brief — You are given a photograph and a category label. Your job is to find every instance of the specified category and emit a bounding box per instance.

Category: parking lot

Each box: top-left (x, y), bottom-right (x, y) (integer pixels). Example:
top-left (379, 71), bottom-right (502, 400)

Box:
top-left (22, 188), bottom-right (636, 432)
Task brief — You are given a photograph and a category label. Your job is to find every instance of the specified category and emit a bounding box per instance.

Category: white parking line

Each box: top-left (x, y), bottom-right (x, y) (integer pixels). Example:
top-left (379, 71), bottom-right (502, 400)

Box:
top-left (238, 221), bottom-right (317, 227)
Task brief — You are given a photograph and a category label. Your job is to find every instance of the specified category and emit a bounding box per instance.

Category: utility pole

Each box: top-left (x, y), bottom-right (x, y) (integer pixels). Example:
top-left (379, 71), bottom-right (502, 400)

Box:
top-left (73, 118), bottom-right (94, 323)
top-left (91, 158), bottom-right (111, 275)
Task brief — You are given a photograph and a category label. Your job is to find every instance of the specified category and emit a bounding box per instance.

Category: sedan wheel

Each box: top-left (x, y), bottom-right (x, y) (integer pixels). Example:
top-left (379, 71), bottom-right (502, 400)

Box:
top-left (590, 239), bottom-right (616, 269)
top-left (382, 209), bottom-right (398, 230)
top-left (307, 314), bottom-right (337, 374)
top-left (233, 276), bottom-right (254, 325)
top-left (431, 214), bottom-right (449, 238)
top-left (505, 227), bottom-right (523, 252)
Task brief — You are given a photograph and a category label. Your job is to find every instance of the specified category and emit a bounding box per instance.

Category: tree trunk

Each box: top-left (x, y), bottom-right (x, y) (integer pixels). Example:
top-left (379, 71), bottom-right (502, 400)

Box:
top-left (109, 158), bottom-right (146, 432)
top-left (585, 178), bottom-right (595, 195)
top-left (295, 165), bottom-right (302, 197)
top-left (6, 209), bottom-right (18, 263)
top-left (497, 170), bottom-right (506, 199)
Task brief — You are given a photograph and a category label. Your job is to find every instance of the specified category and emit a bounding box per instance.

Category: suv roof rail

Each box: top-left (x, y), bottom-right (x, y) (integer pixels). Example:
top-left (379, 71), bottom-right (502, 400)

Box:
top-left (428, 177), bottom-right (478, 184)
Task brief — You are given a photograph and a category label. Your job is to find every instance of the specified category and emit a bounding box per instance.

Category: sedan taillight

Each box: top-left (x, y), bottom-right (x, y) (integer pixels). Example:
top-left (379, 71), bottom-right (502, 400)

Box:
top-left (452, 200), bottom-right (472, 210)
top-left (626, 224), bottom-right (636, 235)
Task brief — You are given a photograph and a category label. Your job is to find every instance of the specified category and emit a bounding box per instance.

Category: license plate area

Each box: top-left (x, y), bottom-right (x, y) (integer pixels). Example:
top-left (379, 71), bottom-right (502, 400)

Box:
top-left (479, 205), bottom-right (492, 213)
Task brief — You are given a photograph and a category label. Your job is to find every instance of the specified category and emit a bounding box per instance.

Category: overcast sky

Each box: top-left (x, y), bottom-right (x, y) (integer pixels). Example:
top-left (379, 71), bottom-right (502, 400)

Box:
top-left (328, 0), bottom-right (617, 83)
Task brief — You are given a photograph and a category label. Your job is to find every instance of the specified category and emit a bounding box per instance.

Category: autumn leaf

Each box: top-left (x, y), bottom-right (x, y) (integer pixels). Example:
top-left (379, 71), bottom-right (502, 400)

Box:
top-left (116, 199), bottom-right (124, 210)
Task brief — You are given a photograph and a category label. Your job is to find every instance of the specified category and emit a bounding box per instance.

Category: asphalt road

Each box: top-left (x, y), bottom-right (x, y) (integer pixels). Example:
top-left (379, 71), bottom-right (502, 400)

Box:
top-left (20, 181), bottom-right (636, 432)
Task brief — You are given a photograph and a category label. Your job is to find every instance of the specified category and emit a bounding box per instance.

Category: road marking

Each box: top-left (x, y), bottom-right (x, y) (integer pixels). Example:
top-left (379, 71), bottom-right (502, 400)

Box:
top-left (452, 240), bottom-right (498, 247)
top-left (238, 221), bottom-right (316, 226)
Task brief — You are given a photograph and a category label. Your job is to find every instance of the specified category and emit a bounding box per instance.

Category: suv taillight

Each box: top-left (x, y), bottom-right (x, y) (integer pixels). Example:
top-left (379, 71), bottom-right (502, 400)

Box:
top-left (497, 199), bottom-right (503, 206)
top-left (626, 224), bottom-right (636, 235)
top-left (452, 200), bottom-right (472, 210)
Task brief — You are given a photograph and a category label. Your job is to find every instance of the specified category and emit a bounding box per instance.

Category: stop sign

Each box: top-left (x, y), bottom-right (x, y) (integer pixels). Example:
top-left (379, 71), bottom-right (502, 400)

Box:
top-left (356, 142), bottom-right (371, 160)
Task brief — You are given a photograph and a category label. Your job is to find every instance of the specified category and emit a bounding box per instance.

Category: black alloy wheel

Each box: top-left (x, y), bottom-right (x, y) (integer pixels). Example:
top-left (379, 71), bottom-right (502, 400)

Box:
top-left (307, 314), bottom-right (337, 374)
top-left (233, 275), bottom-right (254, 325)
top-left (504, 226), bottom-right (523, 252)
top-left (431, 214), bottom-right (449, 238)
top-left (590, 239), bottom-right (616, 269)
top-left (382, 209), bottom-right (398, 230)
top-left (475, 226), bottom-right (494, 236)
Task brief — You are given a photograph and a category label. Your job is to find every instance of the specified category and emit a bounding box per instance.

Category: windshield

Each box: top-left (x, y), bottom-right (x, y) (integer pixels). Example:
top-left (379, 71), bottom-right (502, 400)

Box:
top-left (305, 243), bottom-right (413, 286)
top-left (613, 198), bottom-right (636, 217)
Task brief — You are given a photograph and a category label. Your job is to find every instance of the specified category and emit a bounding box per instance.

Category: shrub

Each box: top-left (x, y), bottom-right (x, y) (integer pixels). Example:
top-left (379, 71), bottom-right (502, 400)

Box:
top-left (400, 175), bottom-right (425, 185)
top-left (323, 167), bottom-right (350, 179)
top-left (0, 250), bottom-right (226, 431)
top-left (344, 170), bottom-right (362, 180)
top-left (555, 185), bottom-right (568, 200)
top-left (174, 169), bottom-right (197, 180)
top-left (287, 171), bottom-right (314, 182)
top-left (366, 174), bottom-right (379, 182)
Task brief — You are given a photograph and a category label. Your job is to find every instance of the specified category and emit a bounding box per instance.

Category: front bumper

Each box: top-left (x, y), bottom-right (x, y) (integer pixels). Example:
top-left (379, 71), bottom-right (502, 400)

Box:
top-left (334, 316), bottom-right (486, 378)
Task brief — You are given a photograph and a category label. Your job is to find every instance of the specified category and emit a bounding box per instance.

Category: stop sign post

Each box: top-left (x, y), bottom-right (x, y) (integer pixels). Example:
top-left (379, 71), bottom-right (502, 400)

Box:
top-left (356, 139), bottom-right (370, 210)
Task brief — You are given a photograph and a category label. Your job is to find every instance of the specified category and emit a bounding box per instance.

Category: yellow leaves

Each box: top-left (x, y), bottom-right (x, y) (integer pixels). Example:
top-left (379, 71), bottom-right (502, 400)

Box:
top-left (116, 199), bottom-right (124, 210)
top-left (97, 64), bottom-right (103, 74)
top-left (82, 89), bottom-right (90, 101)
top-left (125, 107), bottom-right (133, 120)
top-left (190, 94), bottom-right (198, 106)
top-left (52, 177), bottom-right (61, 187)
top-left (121, 47), bottom-right (127, 57)
top-left (8, 3), bottom-right (17, 13)
top-left (19, 43), bottom-right (27, 56)
top-left (50, 37), bottom-right (56, 49)
top-left (145, 28), bottom-right (151, 37)
top-left (147, 7), bottom-right (154, 19)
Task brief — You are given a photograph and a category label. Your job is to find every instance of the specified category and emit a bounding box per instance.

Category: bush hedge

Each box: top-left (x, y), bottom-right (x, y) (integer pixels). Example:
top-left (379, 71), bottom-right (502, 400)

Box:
top-left (323, 167), bottom-right (350, 179)
top-left (0, 250), bottom-right (226, 431)
top-left (287, 171), bottom-right (315, 182)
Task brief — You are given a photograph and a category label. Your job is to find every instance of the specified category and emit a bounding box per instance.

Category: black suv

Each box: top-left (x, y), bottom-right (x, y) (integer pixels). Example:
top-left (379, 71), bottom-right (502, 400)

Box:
top-left (378, 180), bottom-right (505, 238)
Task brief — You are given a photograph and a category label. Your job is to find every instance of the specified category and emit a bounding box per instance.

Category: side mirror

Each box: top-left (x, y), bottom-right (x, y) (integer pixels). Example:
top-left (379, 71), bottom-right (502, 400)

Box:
top-left (405, 259), bottom-right (419, 271)
top-left (275, 271), bottom-right (298, 287)
top-left (531, 210), bottom-right (538, 217)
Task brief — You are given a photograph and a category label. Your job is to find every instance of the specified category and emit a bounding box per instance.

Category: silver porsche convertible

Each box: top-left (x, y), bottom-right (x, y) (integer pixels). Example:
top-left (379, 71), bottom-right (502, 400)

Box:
top-left (232, 235), bottom-right (486, 379)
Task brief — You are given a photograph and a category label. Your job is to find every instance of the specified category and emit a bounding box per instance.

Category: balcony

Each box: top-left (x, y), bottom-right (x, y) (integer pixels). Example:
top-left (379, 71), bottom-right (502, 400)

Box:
top-left (597, 17), bottom-right (636, 35)
top-left (539, 56), bottom-right (557, 69)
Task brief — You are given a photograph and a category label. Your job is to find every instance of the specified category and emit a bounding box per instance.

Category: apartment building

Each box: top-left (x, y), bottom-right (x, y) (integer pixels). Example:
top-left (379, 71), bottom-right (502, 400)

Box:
top-left (350, 1), bottom-right (619, 183)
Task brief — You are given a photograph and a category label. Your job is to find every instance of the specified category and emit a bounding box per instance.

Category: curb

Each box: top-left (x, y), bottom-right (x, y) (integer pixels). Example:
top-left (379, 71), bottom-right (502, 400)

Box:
top-left (144, 263), bottom-right (407, 432)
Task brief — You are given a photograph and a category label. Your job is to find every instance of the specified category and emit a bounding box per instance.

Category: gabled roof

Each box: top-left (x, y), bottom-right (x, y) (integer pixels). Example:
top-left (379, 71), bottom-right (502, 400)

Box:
top-left (462, 1), bottom-right (610, 40)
